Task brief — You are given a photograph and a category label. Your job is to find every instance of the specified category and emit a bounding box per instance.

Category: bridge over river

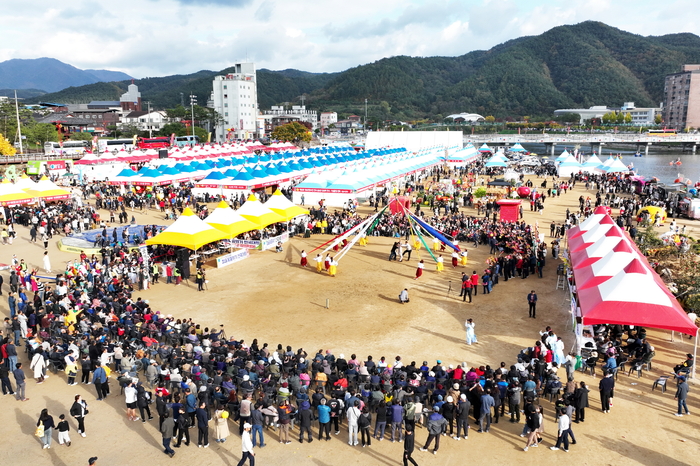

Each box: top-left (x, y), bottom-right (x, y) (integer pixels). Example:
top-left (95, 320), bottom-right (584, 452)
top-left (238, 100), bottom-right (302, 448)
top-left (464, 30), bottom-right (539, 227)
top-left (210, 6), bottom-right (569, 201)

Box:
top-left (463, 133), bottom-right (700, 155)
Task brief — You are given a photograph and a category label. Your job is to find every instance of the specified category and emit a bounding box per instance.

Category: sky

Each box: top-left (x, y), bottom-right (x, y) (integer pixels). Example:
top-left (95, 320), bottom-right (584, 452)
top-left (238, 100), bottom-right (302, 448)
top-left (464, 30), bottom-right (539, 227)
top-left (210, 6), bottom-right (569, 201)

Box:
top-left (2, 0), bottom-right (700, 78)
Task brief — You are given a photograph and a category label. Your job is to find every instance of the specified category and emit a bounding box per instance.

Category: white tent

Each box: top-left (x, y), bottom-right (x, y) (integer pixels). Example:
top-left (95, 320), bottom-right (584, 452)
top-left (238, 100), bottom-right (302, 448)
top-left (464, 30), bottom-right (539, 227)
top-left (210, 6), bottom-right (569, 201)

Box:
top-left (557, 155), bottom-right (583, 178)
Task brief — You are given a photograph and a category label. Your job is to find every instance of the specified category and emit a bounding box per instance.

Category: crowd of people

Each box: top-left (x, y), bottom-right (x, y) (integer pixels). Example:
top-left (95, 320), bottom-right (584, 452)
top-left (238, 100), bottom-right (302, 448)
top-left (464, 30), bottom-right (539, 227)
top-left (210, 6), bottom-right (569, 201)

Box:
top-left (0, 165), bottom-right (694, 465)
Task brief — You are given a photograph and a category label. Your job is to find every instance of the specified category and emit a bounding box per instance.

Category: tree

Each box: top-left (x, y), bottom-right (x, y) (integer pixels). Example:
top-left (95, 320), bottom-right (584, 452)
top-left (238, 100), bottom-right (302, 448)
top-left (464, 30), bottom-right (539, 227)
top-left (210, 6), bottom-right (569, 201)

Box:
top-left (615, 111), bottom-right (625, 124)
top-left (655, 114), bottom-right (662, 125)
top-left (68, 132), bottom-right (94, 141)
top-left (22, 123), bottom-right (58, 147)
top-left (272, 121), bottom-right (311, 144)
top-left (484, 115), bottom-right (496, 123)
top-left (0, 133), bottom-right (16, 156)
top-left (624, 112), bottom-right (632, 124)
top-left (160, 122), bottom-right (188, 137)
top-left (118, 124), bottom-right (142, 138)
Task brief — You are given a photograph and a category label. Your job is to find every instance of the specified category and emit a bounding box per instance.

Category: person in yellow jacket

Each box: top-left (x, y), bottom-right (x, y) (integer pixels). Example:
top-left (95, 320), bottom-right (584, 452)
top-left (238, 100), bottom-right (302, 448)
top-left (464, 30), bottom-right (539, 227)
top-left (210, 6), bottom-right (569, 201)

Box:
top-left (65, 356), bottom-right (79, 386)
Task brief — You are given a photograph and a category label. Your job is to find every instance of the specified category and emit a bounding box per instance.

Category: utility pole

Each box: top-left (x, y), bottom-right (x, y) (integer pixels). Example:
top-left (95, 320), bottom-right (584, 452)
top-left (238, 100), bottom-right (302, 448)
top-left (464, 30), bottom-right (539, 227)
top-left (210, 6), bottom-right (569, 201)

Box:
top-left (14, 90), bottom-right (23, 154)
top-left (189, 93), bottom-right (197, 137)
top-left (147, 101), bottom-right (152, 138)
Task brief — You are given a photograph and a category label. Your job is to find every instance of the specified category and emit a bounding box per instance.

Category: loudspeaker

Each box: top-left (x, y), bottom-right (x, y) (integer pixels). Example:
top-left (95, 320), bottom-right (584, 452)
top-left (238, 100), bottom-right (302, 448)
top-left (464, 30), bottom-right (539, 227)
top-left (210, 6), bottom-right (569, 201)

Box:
top-left (176, 249), bottom-right (191, 280)
top-left (159, 149), bottom-right (168, 159)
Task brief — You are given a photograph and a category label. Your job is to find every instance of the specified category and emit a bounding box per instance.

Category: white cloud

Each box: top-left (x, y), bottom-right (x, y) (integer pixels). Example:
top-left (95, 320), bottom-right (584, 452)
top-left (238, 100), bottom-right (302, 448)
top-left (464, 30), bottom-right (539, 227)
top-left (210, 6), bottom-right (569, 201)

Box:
top-left (1, 0), bottom-right (699, 79)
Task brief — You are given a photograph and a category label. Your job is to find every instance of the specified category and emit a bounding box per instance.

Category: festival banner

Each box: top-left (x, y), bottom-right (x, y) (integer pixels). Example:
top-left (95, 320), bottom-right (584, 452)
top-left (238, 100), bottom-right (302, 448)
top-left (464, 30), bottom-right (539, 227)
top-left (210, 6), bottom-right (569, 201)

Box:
top-left (228, 239), bottom-right (260, 249)
top-left (216, 248), bottom-right (249, 268)
top-left (260, 232), bottom-right (290, 251)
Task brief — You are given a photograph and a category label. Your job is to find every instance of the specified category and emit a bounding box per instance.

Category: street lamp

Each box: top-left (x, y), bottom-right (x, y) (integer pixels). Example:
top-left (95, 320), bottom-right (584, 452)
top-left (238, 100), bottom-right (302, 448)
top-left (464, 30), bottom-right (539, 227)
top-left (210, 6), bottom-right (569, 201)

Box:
top-left (189, 94), bottom-right (197, 137)
top-left (364, 98), bottom-right (368, 133)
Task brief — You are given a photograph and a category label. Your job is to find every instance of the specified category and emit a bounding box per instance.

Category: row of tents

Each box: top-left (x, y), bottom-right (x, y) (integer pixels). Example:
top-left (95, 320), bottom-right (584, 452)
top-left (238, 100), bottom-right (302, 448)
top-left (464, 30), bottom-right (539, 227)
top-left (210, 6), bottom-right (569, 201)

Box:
top-left (75, 141), bottom-right (301, 165)
top-left (556, 151), bottom-right (629, 177)
top-left (0, 175), bottom-right (72, 206)
top-left (145, 190), bottom-right (308, 251)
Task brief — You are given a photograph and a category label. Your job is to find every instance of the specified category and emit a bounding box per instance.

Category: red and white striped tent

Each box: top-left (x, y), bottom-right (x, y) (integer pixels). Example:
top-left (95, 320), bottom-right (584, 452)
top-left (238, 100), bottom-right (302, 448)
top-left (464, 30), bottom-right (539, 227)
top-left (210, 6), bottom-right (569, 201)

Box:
top-left (566, 210), bottom-right (698, 377)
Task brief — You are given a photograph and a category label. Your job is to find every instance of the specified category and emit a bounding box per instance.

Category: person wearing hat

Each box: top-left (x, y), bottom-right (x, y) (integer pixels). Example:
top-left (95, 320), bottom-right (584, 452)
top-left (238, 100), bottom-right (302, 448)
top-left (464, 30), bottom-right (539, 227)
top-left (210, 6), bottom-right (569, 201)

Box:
top-left (236, 423), bottom-right (255, 466)
top-left (419, 406), bottom-right (446, 454)
top-left (674, 376), bottom-right (690, 416)
top-left (673, 354), bottom-right (694, 376)
top-left (455, 393), bottom-right (470, 440)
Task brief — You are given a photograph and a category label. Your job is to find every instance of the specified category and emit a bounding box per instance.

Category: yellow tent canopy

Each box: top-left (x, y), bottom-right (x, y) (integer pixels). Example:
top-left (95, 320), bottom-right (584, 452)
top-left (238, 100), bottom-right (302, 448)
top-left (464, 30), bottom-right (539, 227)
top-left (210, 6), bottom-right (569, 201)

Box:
top-left (263, 189), bottom-right (309, 222)
top-left (204, 200), bottom-right (259, 237)
top-left (24, 176), bottom-right (71, 201)
top-left (0, 179), bottom-right (34, 206)
top-left (145, 207), bottom-right (228, 250)
top-left (236, 194), bottom-right (286, 229)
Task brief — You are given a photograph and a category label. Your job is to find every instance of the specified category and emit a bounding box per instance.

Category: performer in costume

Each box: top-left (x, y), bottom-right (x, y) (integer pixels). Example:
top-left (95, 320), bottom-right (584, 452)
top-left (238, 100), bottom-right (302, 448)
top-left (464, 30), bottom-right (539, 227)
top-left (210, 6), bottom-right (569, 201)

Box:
top-left (433, 237), bottom-right (440, 251)
top-left (324, 254), bottom-right (331, 271)
top-left (329, 258), bottom-right (338, 277)
top-left (436, 255), bottom-right (444, 272)
top-left (359, 233), bottom-right (368, 246)
top-left (415, 260), bottom-right (424, 279)
top-left (451, 251), bottom-right (459, 268)
top-left (314, 254), bottom-right (324, 273)
top-left (460, 250), bottom-right (468, 266)
top-left (300, 250), bottom-right (308, 267)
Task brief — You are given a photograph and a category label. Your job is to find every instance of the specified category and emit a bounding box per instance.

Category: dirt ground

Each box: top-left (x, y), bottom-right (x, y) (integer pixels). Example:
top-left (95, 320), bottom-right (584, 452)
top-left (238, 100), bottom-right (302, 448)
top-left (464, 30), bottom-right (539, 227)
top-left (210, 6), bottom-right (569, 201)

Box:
top-left (1, 176), bottom-right (698, 466)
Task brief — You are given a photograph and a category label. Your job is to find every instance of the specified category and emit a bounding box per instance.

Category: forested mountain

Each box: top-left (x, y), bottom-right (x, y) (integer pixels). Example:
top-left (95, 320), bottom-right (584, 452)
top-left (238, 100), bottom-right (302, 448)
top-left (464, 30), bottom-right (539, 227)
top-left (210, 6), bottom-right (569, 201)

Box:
top-left (0, 58), bottom-right (132, 92)
top-left (25, 22), bottom-right (700, 119)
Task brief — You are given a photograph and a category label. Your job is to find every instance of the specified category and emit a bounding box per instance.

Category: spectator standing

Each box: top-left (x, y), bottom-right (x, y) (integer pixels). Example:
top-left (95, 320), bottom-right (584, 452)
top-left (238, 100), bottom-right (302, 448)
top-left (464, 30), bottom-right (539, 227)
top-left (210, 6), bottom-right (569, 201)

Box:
top-left (674, 376), bottom-right (690, 416)
top-left (160, 411), bottom-right (175, 457)
top-left (236, 423), bottom-right (255, 466)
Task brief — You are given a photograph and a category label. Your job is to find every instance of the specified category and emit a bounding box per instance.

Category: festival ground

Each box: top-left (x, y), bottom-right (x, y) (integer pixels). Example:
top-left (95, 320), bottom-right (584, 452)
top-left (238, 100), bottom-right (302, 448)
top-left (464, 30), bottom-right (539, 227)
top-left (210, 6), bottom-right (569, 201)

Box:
top-left (1, 177), bottom-right (698, 466)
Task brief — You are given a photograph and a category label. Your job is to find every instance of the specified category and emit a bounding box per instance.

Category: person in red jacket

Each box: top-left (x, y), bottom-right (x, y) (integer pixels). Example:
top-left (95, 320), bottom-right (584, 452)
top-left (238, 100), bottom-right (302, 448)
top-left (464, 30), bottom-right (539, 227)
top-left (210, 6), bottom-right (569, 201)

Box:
top-left (470, 271), bottom-right (479, 296)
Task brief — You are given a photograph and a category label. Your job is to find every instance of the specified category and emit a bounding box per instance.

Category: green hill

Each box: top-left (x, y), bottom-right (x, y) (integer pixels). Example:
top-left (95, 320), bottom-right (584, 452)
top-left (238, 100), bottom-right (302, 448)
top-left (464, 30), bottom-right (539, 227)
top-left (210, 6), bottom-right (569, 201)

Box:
top-left (28, 22), bottom-right (700, 120)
